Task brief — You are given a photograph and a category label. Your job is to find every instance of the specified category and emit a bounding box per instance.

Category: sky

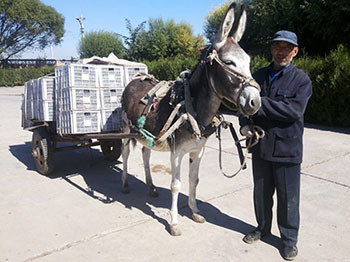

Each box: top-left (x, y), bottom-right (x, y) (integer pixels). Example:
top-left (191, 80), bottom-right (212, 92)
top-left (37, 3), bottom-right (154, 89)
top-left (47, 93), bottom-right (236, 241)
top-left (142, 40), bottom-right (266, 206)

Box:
top-left (20, 0), bottom-right (229, 59)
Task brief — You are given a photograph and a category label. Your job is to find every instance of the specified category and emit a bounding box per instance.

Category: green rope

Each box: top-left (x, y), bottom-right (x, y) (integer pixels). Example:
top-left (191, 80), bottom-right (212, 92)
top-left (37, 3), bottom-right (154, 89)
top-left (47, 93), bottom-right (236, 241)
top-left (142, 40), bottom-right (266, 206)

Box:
top-left (137, 115), bottom-right (155, 148)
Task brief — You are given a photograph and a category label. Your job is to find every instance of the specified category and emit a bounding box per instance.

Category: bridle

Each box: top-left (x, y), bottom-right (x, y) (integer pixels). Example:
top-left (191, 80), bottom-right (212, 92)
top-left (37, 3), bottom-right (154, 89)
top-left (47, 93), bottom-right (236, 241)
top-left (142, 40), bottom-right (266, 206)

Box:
top-left (200, 46), bottom-right (265, 178)
top-left (203, 47), bottom-right (261, 115)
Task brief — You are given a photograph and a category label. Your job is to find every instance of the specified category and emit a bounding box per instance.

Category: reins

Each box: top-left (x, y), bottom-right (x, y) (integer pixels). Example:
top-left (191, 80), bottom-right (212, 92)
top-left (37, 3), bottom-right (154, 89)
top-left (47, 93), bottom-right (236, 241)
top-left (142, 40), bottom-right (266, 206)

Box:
top-left (216, 121), bottom-right (265, 178)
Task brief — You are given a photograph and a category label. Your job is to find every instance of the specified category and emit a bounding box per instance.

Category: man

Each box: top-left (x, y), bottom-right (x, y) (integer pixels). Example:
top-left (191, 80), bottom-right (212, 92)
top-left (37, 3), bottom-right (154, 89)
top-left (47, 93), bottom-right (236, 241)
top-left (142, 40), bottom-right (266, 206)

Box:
top-left (239, 30), bottom-right (312, 261)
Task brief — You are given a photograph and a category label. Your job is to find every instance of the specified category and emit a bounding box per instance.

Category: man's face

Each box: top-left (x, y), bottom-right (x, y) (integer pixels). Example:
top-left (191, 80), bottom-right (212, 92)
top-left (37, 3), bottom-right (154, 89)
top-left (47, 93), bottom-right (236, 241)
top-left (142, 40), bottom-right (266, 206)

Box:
top-left (270, 41), bottom-right (298, 69)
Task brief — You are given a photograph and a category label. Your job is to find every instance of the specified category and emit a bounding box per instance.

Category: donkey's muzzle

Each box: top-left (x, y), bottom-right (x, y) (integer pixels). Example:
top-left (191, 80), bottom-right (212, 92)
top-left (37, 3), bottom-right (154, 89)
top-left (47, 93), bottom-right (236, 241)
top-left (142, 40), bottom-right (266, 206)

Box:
top-left (239, 85), bottom-right (261, 116)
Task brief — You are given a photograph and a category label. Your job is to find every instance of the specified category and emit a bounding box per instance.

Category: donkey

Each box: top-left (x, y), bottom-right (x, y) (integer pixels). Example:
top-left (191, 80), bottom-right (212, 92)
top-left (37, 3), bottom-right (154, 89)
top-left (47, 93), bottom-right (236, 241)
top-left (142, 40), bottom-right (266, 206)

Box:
top-left (121, 3), bottom-right (261, 236)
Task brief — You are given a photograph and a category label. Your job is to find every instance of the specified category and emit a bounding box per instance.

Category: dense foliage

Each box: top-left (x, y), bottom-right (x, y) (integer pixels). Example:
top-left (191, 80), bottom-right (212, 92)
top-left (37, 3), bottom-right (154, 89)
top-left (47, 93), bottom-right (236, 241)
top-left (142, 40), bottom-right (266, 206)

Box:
top-left (78, 31), bottom-right (126, 58)
top-left (0, 0), bottom-right (64, 59)
top-left (204, 2), bottom-right (231, 42)
top-left (0, 66), bottom-right (54, 86)
top-left (205, 0), bottom-right (350, 57)
top-left (120, 18), bottom-right (204, 83)
top-left (145, 55), bottom-right (198, 81)
top-left (123, 18), bottom-right (205, 61)
top-left (296, 46), bottom-right (350, 127)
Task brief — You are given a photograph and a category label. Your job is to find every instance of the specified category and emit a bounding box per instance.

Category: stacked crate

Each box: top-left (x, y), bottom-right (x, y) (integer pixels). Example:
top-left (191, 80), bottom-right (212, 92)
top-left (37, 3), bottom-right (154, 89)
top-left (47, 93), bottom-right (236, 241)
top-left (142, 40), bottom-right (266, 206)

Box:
top-left (124, 65), bottom-right (147, 86)
top-left (53, 61), bottom-right (147, 135)
top-left (22, 58), bottom-right (148, 134)
top-left (99, 65), bottom-right (124, 132)
top-left (55, 63), bottom-right (100, 134)
top-left (24, 81), bottom-right (34, 120)
top-left (36, 76), bottom-right (56, 121)
top-left (22, 82), bottom-right (33, 128)
top-left (22, 76), bottom-right (56, 128)
top-left (32, 80), bottom-right (40, 120)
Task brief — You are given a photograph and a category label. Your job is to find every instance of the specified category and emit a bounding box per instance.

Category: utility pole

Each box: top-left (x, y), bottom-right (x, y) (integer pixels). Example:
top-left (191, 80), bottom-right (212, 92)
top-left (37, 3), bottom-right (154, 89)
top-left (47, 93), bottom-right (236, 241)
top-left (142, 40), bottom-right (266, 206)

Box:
top-left (76, 15), bottom-right (85, 41)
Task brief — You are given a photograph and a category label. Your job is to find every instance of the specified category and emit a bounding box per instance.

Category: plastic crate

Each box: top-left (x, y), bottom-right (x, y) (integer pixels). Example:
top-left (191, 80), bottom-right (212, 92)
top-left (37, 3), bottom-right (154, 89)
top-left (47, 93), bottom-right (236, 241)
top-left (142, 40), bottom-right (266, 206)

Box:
top-left (99, 65), bottom-right (124, 88)
top-left (101, 109), bottom-right (123, 132)
top-left (55, 63), bottom-right (98, 89)
top-left (55, 66), bottom-right (63, 90)
top-left (100, 87), bottom-right (123, 110)
top-left (124, 66), bottom-right (148, 86)
top-left (38, 100), bottom-right (55, 121)
top-left (57, 110), bottom-right (101, 134)
top-left (32, 98), bottom-right (40, 120)
top-left (57, 87), bottom-right (100, 111)
top-left (25, 99), bottom-right (33, 120)
top-left (21, 94), bottom-right (33, 128)
top-left (24, 81), bottom-right (33, 120)
top-left (32, 79), bottom-right (40, 101)
top-left (25, 80), bottom-right (33, 100)
top-left (37, 76), bottom-right (55, 100)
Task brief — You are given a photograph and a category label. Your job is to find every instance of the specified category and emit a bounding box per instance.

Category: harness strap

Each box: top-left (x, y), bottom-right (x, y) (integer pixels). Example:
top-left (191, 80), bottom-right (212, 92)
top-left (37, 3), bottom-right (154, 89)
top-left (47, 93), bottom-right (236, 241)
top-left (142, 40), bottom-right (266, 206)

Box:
top-left (183, 79), bottom-right (201, 137)
top-left (157, 114), bottom-right (188, 143)
top-left (135, 74), bottom-right (202, 147)
top-left (158, 101), bottom-right (185, 138)
top-left (140, 80), bottom-right (172, 105)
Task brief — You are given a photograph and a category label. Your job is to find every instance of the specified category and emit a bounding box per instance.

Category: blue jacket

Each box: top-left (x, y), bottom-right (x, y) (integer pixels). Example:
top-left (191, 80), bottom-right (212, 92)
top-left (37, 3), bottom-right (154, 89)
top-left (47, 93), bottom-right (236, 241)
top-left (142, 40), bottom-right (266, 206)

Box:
top-left (240, 63), bottom-right (312, 164)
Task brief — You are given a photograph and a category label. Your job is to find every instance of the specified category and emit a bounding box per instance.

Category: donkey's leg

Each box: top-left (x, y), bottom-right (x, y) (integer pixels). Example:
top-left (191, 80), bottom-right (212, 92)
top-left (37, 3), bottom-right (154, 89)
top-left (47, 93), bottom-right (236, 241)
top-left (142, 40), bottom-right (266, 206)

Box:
top-left (189, 148), bottom-right (206, 223)
top-left (169, 149), bottom-right (184, 236)
top-left (142, 146), bottom-right (158, 197)
top-left (121, 139), bottom-right (131, 194)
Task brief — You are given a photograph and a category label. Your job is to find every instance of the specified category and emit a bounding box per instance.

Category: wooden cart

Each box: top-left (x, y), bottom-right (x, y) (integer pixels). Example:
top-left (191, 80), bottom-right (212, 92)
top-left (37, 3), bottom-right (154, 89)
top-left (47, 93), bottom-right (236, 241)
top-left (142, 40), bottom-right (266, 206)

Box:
top-left (27, 120), bottom-right (140, 175)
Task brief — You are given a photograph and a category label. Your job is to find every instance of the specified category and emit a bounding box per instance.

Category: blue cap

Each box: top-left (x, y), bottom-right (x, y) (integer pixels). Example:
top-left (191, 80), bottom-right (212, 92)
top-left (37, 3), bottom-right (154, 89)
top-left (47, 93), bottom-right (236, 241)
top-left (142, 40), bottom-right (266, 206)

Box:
top-left (272, 30), bottom-right (298, 46)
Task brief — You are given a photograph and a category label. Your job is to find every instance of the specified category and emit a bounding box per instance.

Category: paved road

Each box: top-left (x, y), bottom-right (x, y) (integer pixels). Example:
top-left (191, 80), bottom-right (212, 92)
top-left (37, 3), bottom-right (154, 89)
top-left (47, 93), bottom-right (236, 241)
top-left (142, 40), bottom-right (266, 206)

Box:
top-left (0, 86), bottom-right (349, 262)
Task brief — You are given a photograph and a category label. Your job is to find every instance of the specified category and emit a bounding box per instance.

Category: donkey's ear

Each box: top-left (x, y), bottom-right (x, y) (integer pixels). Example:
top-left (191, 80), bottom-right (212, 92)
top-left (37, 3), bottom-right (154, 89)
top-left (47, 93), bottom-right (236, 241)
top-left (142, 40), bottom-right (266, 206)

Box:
top-left (213, 3), bottom-right (236, 49)
top-left (231, 5), bottom-right (247, 42)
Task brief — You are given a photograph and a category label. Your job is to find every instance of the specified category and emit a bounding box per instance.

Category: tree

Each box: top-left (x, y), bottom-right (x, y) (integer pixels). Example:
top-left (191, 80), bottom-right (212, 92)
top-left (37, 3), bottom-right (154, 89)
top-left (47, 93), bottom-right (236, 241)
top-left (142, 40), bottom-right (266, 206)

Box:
top-left (78, 31), bottom-right (126, 58)
top-left (173, 22), bottom-right (204, 59)
top-left (123, 18), bottom-right (204, 61)
top-left (122, 19), bottom-right (146, 61)
top-left (0, 0), bottom-right (64, 59)
top-left (204, 0), bottom-right (350, 57)
top-left (204, 2), bottom-right (231, 42)
top-left (242, 0), bottom-right (350, 56)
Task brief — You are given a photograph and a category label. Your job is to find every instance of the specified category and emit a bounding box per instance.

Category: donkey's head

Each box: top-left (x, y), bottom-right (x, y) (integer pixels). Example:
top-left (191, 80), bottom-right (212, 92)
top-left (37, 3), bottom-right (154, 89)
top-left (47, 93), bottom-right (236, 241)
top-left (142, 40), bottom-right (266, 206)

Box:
top-left (206, 3), bottom-right (261, 116)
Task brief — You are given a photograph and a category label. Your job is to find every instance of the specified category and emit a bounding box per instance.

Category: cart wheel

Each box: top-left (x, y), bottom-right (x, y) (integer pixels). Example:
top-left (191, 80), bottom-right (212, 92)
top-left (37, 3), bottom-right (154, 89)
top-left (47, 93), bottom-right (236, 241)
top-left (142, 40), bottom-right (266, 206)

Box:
top-left (100, 139), bottom-right (122, 161)
top-left (32, 128), bottom-right (55, 175)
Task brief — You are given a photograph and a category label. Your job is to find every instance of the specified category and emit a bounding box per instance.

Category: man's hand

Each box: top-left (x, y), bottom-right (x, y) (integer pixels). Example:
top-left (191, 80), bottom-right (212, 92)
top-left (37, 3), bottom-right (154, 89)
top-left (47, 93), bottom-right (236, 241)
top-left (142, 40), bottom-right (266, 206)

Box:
top-left (240, 125), bottom-right (255, 138)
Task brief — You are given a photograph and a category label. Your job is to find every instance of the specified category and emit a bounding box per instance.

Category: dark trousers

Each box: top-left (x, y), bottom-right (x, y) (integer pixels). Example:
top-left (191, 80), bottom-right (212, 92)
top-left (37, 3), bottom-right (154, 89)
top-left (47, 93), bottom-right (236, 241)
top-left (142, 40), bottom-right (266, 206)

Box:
top-left (252, 154), bottom-right (301, 247)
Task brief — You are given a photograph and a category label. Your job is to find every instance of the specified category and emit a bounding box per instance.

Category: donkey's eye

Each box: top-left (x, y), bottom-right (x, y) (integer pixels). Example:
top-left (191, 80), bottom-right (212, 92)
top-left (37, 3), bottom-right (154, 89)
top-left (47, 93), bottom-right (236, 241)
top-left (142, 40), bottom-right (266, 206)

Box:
top-left (224, 60), bottom-right (236, 67)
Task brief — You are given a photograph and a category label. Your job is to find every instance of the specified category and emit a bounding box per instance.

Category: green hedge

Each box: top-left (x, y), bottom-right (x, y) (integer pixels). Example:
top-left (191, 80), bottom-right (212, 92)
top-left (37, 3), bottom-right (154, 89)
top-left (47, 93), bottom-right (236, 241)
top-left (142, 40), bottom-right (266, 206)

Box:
top-left (0, 66), bottom-right (55, 86)
top-left (250, 45), bottom-right (350, 127)
top-left (144, 55), bottom-right (198, 81)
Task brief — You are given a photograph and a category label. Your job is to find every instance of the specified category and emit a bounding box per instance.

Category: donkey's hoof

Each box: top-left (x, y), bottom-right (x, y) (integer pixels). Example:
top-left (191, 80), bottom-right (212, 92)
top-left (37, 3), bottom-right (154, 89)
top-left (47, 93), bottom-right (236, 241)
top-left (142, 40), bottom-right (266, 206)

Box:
top-left (170, 224), bottom-right (182, 236)
top-left (121, 186), bottom-right (130, 194)
top-left (149, 185), bottom-right (159, 197)
top-left (192, 213), bottom-right (206, 223)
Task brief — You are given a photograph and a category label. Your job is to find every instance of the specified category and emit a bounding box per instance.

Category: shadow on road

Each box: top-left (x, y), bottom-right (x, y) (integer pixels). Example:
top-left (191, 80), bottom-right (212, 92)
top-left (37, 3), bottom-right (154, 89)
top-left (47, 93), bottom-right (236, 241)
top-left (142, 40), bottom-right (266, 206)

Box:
top-left (9, 142), bottom-right (37, 172)
top-left (9, 141), bottom-right (282, 251)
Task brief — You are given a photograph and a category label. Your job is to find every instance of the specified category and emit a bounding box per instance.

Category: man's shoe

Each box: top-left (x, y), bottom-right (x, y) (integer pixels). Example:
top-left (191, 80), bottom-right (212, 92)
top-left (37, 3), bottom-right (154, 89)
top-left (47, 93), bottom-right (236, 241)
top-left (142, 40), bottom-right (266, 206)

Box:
top-left (282, 245), bottom-right (298, 261)
top-left (242, 230), bottom-right (263, 244)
